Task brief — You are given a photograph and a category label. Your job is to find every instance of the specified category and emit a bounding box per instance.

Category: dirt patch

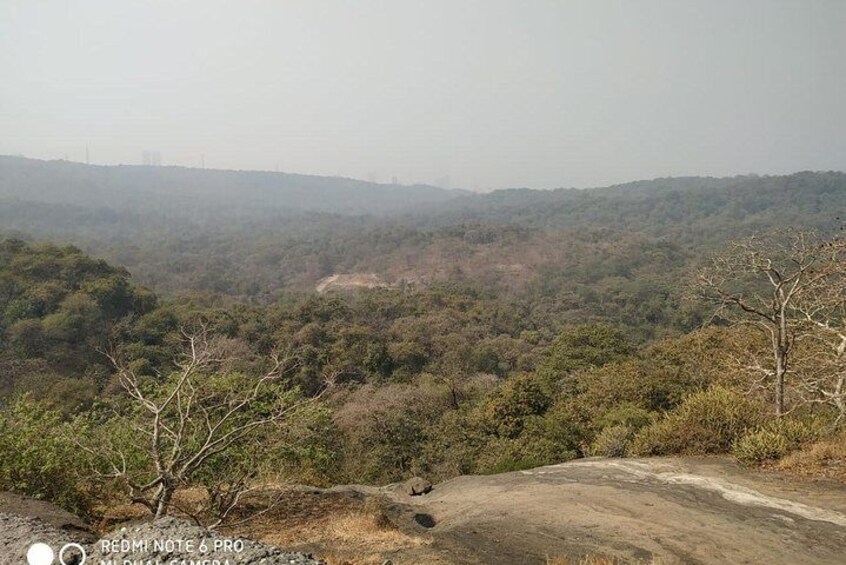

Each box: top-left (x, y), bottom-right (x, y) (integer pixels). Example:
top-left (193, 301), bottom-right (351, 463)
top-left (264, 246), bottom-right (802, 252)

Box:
top-left (316, 273), bottom-right (391, 293)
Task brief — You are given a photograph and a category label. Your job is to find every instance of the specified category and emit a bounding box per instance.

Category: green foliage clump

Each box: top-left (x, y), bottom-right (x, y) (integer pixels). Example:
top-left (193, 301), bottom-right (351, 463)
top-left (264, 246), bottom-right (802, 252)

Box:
top-left (589, 425), bottom-right (635, 458)
top-left (0, 239), bottom-right (157, 408)
top-left (472, 437), bottom-right (551, 474)
top-left (596, 403), bottom-right (655, 431)
top-left (0, 396), bottom-right (90, 514)
top-left (732, 429), bottom-right (788, 465)
top-left (332, 381), bottom-right (452, 484)
top-left (415, 410), bottom-right (486, 480)
top-left (414, 378), bottom-right (584, 480)
top-left (631, 387), bottom-right (767, 456)
top-left (470, 413), bottom-right (582, 474)
top-left (475, 374), bottom-right (552, 439)
top-left (732, 416), bottom-right (824, 466)
top-left (538, 324), bottom-right (635, 388)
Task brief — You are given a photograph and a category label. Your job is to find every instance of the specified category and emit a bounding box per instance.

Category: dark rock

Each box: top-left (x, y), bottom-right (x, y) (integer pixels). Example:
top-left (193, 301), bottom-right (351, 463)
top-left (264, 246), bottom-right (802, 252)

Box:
top-left (414, 512), bottom-right (437, 528)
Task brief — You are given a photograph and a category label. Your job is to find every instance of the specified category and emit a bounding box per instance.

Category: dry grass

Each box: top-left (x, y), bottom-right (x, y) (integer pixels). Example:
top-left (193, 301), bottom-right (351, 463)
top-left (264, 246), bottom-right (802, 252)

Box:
top-left (776, 432), bottom-right (846, 482)
top-left (227, 490), bottom-right (427, 565)
top-left (547, 557), bottom-right (618, 565)
top-left (317, 554), bottom-right (389, 565)
top-left (261, 508), bottom-right (426, 552)
top-left (547, 556), bottom-right (663, 565)
top-left (98, 488), bottom-right (426, 565)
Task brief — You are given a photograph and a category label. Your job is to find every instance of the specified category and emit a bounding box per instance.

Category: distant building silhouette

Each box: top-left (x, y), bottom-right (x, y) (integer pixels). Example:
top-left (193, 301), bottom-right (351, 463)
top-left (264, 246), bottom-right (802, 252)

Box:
top-left (142, 151), bottom-right (162, 166)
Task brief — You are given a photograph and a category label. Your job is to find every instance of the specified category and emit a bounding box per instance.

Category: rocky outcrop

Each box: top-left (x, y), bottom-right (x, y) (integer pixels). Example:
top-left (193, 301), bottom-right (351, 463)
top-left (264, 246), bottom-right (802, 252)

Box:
top-left (88, 517), bottom-right (323, 564)
top-left (0, 512), bottom-right (88, 564)
top-left (0, 494), bottom-right (323, 565)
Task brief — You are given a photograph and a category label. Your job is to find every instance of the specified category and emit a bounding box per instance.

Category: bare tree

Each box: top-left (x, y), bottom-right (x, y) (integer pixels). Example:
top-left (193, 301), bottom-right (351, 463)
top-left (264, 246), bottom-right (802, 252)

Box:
top-left (792, 239), bottom-right (846, 426)
top-left (74, 326), bottom-right (327, 523)
top-left (696, 232), bottom-right (832, 416)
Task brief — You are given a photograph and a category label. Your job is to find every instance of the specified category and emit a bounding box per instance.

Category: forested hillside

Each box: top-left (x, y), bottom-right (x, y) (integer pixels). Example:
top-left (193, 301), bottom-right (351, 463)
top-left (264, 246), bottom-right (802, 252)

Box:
top-left (1, 162), bottom-right (846, 526)
top-left (3, 235), bottom-right (846, 521)
top-left (413, 172), bottom-right (844, 240)
top-left (2, 158), bottom-right (843, 340)
top-left (0, 240), bottom-right (156, 407)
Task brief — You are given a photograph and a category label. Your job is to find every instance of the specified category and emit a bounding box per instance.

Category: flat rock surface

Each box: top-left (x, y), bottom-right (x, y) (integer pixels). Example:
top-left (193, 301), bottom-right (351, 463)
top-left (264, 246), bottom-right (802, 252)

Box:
top-left (387, 457), bottom-right (846, 564)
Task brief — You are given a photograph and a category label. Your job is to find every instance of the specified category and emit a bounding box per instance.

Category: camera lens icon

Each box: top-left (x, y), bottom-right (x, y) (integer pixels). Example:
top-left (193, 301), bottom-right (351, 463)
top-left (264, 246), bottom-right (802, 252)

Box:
top-left (27, 542), bottom-right (87, 565)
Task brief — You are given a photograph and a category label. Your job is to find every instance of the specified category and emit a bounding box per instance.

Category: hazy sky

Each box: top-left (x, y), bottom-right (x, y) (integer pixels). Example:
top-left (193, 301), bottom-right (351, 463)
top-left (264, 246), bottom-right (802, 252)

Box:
top-left (1, 1), bottom-right (844, 190)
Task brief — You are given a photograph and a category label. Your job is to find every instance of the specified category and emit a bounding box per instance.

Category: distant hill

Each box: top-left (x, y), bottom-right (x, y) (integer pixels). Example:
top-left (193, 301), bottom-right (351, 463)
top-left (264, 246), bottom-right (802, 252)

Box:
top-left (0, 155), bottom-right (465, 218)
top-left (1, 156), bottom-right (843, 306)
top-left (409, 172), bottom-right (846, 242)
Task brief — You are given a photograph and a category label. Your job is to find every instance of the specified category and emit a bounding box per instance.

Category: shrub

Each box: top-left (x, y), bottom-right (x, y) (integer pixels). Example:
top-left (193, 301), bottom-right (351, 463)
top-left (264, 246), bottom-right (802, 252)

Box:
top-left (537, 324), bottom-right (635, 391)
top-left (334, 382), bottom-right (450, 483)
top-left (772, 416), bottom-right (824, 449)
top-left (590, 425), bottom-right (634, 458)
top-left (732, 429), bottom-right (788, 465)
top-left (474, 437), bottom-right (551, 474)
top-left (0, 395), bottom-right (90, 514)
top-left (732, 415), bottom-right (824, 466)
top-left (630, 387), bottom-right (767, 456)
top-left (596, 403), bottom-right (654, 431)
top-left (539, 403), bottom-right (588, 458)
top-left (415, 410), bottom-right (486, 480)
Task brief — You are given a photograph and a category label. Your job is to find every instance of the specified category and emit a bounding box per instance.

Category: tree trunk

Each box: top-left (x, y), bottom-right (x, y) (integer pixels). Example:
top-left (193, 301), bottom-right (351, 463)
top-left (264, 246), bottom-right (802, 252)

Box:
top-left (775, 356), bottom-right (785, 417)
top-left (775, 308), bottom-right (789, 417)
top-left (154, 482), bottom-right (174, 518)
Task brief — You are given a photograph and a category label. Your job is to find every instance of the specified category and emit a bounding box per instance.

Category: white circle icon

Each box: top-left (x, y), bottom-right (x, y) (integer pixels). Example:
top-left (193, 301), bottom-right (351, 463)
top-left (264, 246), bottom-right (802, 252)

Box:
top-left (60, 543), bottom-right (87, 565)
top-left (27, 543), bottom-right (54, 565)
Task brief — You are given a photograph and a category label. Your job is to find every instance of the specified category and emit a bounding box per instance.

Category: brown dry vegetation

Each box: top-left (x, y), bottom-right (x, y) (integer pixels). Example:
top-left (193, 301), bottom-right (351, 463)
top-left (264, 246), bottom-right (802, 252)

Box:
top-left (547, 554), bottom-right (665, 565)
top-left (280, 511), bottom-right (426, 565)
top-left (224, 490), bottom-right (428, 565)
top-left (546, 557), bottom-right (625, 565)
top-left (776, 432), bottom-right (846, 482)
top-left (98, 487), bottom-right (428, 564)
